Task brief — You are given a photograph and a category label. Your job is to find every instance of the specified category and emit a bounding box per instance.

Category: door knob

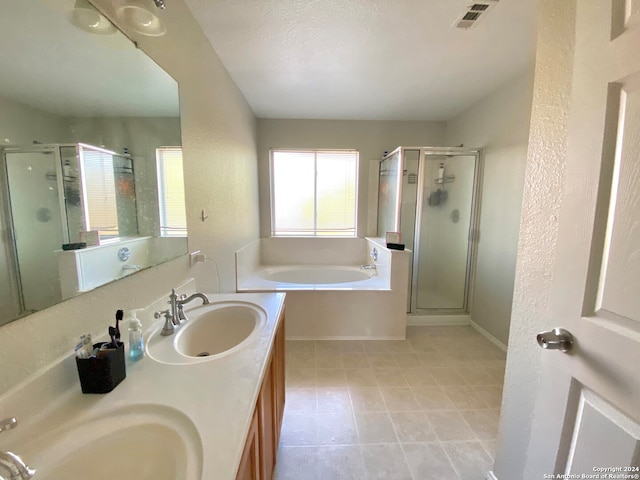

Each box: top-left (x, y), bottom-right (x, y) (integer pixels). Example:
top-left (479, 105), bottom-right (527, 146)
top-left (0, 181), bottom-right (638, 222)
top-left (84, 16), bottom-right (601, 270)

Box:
top-left (536, 328), bottom-right (573, 352)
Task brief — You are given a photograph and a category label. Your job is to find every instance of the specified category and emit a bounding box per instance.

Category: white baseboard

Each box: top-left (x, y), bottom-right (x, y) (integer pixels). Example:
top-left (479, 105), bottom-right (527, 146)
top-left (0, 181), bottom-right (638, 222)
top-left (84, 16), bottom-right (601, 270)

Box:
top-left (485, 471), bottom-right (498, 480)
top-left (286, 336), bottom-right (406, 341)
top-left (470, 320), bottom-right (508, 352)
top-left (406, 314), bottom-right (470, 326)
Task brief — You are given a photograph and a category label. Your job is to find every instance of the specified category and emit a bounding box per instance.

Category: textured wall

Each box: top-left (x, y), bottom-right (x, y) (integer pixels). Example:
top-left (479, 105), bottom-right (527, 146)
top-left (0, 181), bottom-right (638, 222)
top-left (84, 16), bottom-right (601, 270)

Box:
top-left (494, 0), bottom-right (576, 478)
top-left (256, 119), bottom-right (446, 237)
top-left (0, 0), bottom-right (258, 396)
top-left (445, 72), bottom-right (534, 345)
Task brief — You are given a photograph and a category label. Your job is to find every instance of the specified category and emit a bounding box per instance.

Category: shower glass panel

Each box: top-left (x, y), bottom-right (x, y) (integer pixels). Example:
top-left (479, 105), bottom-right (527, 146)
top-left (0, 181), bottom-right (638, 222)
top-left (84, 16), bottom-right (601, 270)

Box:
top-left (377, 150), bottom-right (401, 237)
top-left (5, 151), bottom-right (66, 312)
top-left (414, 154), bottom-right (477, 310)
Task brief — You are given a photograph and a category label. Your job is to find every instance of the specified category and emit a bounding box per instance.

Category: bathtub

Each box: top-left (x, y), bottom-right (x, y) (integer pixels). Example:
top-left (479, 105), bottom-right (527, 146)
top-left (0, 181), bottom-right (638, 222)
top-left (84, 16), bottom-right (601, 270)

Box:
top-left (242, 265), bottom-right (388, 290)
top-left (235, 238), bottom-right (410, 339)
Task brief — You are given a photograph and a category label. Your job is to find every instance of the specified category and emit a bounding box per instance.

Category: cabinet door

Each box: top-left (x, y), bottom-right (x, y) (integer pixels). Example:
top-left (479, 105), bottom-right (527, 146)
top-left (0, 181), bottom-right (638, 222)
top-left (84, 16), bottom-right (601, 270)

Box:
top-left (236, 407), bottom-right (260, 480)
top-left (259, 357), bottom-right (276, 480)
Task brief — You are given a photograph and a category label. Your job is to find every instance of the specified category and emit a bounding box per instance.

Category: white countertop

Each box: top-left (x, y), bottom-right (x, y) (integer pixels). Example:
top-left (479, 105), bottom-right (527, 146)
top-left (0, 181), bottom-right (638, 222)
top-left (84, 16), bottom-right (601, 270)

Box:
top-left (0, 292), bottom-right (286, 480)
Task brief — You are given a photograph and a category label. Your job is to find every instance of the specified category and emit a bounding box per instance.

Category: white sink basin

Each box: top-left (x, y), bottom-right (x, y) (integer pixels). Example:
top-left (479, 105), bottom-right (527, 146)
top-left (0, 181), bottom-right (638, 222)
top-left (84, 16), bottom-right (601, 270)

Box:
top-left (18, 405), bottom-right (202, 480)
top-left (146, 301), bottom-right (266, 365)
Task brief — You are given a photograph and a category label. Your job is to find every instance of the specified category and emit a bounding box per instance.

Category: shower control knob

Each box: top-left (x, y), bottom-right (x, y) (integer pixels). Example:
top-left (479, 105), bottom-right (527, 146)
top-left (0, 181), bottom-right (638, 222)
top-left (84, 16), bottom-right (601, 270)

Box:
top-left (536, 328), bottom-right (573, 353)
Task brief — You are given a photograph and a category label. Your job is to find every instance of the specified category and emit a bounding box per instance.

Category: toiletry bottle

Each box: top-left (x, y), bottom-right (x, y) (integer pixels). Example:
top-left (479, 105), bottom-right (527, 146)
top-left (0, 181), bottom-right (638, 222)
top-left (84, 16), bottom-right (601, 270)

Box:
top-left (128, 310), bottom-right (145, 361)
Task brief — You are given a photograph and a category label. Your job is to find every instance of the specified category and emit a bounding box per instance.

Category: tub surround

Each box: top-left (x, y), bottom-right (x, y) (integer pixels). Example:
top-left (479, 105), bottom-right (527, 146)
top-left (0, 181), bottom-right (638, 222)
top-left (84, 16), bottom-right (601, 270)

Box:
top-left (0, 290), bottom-right (286, 480)
top-left (236, 238), bottom-right (409, 339)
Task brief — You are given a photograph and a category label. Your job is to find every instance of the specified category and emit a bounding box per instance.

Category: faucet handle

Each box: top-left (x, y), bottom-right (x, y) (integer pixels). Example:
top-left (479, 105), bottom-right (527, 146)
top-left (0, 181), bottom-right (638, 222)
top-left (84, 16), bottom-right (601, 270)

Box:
top-left (154, 310), bottom-right (174, 336)
top-left (0, 417), bottom-right (17, 434)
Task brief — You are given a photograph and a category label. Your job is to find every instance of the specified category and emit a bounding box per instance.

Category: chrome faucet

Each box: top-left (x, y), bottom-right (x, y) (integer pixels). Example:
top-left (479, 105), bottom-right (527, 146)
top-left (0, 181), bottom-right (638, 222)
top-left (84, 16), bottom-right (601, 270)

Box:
top-left (360, 264), bottom-right (376, 270)
top-left (0, 418), bottom-right (36, 480)
top-left (158, 289), bottom-right (210, 334)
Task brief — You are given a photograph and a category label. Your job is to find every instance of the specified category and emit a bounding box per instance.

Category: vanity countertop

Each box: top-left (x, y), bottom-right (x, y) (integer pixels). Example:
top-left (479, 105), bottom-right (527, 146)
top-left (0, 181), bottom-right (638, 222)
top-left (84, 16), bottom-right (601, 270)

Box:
top-left (0, 292), bottom-right (286, 480)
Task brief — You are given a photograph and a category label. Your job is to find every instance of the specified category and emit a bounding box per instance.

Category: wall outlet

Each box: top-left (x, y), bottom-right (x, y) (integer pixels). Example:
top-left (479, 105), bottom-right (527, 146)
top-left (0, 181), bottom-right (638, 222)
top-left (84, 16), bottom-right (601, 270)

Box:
top-left (189, 250), bottom-right (202, 266)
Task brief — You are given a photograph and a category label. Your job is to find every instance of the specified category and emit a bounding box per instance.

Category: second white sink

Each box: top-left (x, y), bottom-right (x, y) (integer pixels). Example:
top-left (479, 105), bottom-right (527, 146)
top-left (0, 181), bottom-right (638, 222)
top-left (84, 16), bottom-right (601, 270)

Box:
top-left (147, 301), bottom-right (266, 365)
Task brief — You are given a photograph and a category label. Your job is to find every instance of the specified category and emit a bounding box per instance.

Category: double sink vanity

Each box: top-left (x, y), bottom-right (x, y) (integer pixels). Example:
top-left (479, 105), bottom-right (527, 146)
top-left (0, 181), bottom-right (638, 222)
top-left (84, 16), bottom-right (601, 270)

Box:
top-left (0, 291), bottom-right (286, 480)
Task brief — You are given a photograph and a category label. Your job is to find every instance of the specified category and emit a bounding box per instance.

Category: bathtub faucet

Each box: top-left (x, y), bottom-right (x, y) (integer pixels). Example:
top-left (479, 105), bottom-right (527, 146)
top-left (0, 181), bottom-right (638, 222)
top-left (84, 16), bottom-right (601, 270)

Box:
top-left (360, 264), bottom-right (377, 270)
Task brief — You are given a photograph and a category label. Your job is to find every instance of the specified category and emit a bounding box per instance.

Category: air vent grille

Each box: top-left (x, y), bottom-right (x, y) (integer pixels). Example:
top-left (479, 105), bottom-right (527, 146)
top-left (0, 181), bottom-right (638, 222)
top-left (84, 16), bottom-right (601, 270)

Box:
top-left (454, 0), bottom-right (498, 29)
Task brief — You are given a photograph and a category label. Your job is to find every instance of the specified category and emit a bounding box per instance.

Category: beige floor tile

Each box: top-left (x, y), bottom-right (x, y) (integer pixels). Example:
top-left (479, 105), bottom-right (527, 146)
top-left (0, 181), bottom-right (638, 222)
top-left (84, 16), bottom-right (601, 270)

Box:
top-left (426, 411), bottom-right (476, 441)
top-left (362, 340), bottom-right (391, 353)
top-left (473, 386), bottom-right (503, 409)
top-left (416, 351), bottom-right (451, 367)
top-left (442, 441), bottom-right (494, 480)
top-left (383, 340), bottom-right (416, 353)
top-left (354, 412), bottom-right (398, 444)
top-left (286, 340), bottom-right (315, 355)
top-left (456, 366), bottom-right (496, 386)
top-left (460, 409), bottom-right (500, 440)
top-left (367, 353), bottom-right (398, 367)
top-left (346, 368), bottom-right (378, 387)
top-left (280, 412), bottom-right (319, 446)
top-left (374, 367), bottom-right (408, 387)
top-left (390, 411), bottom-right (438, 442)
top-left (392, 353), bottom-right (421, 367)
top-left (430, 367), bottom-right (469, 386)
top-left (349, 387), bottom-right (386, 412)
top-left (408, 338), bottom-right (439, 353)
top-left (481, 439), bottom-right (498, 460)
top-left (274, 446), bottom-right (320, 480)
top-left (316, 340), bottom-right (364, 354)
top-left (287, 350), bottom-right (316, 368)
top-left (285, 388), bottom-right (317, 414)
top-left (315, 368), bottom-right (348, 388)
top-left (317, 412), bottom-right (358, 445)
top-left (315, 352), bottom-right (344, 368)
top-left (341, 352), bottom-right (370, 368)
top-left (287, 368), bottom-right (316, 388)
top-left (401, 367), bottom-right (438, 387)
top-left (315, 445), bottom-right (367, 479)
top-left (402, 442), bottom-right (461, 480)
top-left (360, 444), bottom-right (413, 480)
top-left (442, 386), bottom-right (489, 410)
top-left (379, 387), bottom-right (421, 412)
top-left (317, 388), bottom-right (352, 414)
top-left (412, 386), bottom-right (456, 411)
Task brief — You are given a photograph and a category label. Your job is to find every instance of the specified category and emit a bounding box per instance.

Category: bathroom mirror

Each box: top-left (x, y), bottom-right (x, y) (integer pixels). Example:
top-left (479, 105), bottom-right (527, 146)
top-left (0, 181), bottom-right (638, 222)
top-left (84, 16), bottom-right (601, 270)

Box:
top-left (0, 0), bottom-right (186, 325)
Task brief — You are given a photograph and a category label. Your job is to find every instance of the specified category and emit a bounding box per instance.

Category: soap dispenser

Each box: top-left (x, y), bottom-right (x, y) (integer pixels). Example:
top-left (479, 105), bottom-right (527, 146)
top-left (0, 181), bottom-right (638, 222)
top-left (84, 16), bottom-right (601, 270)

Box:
top-left (127, 309), bottom-right (145, 361)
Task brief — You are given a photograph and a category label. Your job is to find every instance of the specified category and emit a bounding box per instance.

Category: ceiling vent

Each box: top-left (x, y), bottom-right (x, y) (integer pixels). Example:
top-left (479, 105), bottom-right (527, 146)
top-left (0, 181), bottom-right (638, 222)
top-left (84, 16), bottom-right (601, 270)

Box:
top-left (454, 0), bottom-right (499, 29)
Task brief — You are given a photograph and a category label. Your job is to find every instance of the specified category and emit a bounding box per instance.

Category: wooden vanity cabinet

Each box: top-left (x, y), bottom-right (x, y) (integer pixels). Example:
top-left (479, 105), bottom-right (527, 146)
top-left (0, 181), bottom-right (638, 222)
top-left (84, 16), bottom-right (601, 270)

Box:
top-left (236, 313), bottom-right (285, 480)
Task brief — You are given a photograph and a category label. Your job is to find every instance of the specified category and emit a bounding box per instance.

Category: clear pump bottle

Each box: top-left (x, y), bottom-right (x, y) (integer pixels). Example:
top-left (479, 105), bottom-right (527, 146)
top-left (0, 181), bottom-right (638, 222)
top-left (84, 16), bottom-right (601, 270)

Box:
top-left (127, 309), bottom-right (145, 361)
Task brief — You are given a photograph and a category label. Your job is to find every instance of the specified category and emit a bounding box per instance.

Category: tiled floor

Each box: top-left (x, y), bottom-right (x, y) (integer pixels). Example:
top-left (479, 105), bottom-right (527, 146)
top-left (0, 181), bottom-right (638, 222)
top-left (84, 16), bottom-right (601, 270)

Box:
top-left (275, 325), bottom-right (506, 480)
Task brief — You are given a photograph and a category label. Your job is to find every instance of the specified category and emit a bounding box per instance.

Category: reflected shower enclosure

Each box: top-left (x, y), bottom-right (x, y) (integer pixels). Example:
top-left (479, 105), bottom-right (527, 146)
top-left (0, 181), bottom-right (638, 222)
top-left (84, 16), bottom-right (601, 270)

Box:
top-left (1, 143), bottom-right (137, 315)
top-left (377, 147), bottom-right (482, 314)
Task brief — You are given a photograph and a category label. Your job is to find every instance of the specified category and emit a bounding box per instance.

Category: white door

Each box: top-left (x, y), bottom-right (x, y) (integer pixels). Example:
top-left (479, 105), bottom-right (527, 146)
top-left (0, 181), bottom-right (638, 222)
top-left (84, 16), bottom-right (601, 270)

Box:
top-left (524, 0), bottom-right (640, 476)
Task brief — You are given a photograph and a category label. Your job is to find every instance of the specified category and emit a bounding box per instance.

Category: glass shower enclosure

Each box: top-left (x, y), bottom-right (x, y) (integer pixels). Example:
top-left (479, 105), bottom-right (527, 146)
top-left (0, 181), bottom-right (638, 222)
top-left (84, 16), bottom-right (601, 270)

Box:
top-left (0, 143), bottom-right (137, 317)
top-left (378, 147), bottom-right (482, 314)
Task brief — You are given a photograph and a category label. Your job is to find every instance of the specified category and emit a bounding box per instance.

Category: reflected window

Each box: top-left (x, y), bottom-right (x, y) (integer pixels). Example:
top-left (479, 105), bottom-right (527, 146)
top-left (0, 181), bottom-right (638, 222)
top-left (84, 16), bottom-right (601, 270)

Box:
top-left (156, 147), bottom-right (187, 237)
top-left (270, 149), bottom-right (358, 237)
top-left (80, 148), bottom-right (119, 237)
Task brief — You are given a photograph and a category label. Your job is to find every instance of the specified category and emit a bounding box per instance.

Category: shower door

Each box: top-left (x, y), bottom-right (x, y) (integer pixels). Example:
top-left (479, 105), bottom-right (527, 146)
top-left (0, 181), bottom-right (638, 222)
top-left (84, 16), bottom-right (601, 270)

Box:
top-left (411, 150), bottom-right (481, 312)
top-left (3, 148), bottom-right (68, 313)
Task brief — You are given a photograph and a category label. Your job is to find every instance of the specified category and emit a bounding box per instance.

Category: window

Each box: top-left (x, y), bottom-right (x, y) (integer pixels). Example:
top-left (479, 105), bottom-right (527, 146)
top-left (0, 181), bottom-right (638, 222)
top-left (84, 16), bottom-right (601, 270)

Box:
top-left (80, 148), bottom-right (119, 237)
top-left (270, 149), bottom-right (358, 237)
top-left (156, 147), bottom-right (187, 237)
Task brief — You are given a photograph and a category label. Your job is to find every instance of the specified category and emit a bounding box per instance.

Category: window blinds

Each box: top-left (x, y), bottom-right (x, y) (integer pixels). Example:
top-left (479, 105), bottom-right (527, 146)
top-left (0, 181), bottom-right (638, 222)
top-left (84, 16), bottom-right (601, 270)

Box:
top-left (156, 147), bottom-right (187, 237)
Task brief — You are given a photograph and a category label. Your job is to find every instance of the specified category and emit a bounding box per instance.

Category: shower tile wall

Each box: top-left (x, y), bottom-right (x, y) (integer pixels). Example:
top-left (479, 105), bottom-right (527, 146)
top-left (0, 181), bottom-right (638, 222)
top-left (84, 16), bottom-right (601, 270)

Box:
top-left (277, 325), bottom-right (505, 480)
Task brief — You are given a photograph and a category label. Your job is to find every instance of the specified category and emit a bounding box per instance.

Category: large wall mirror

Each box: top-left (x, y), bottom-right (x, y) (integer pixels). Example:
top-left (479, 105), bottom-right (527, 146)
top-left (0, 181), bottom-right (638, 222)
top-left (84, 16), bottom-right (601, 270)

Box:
top-left (0, 0), bottom-right (186, 326)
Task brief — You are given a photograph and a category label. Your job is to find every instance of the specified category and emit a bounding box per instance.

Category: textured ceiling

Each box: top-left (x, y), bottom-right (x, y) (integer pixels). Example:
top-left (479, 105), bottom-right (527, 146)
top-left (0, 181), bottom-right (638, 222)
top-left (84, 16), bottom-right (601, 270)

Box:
top-left (183, 0), bottom-right (537, 121)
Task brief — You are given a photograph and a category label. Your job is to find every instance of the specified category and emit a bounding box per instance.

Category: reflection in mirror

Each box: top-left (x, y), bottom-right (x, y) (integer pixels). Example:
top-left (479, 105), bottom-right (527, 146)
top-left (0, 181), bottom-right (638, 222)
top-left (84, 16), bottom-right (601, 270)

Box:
top-left (0, 0), bottom-right (186, 325)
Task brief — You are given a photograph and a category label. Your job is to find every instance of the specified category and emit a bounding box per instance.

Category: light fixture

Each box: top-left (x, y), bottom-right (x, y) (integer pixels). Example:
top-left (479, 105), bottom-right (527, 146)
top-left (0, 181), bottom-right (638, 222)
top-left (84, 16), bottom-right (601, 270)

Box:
top-left (70, 0), bottom-right (117, 35)
top-left (115, 0), bottom-right (167, 37)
